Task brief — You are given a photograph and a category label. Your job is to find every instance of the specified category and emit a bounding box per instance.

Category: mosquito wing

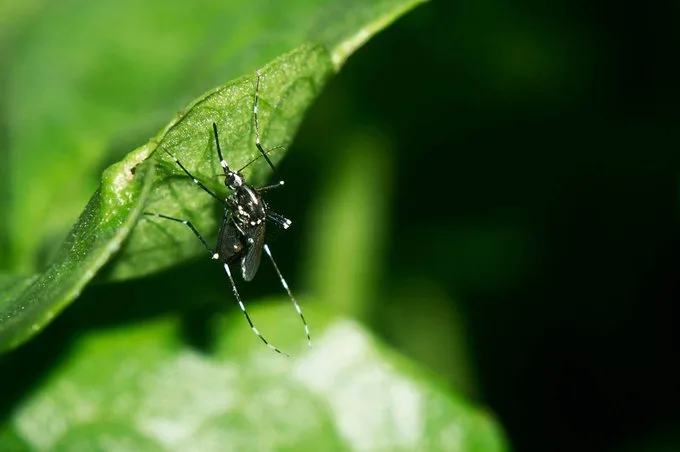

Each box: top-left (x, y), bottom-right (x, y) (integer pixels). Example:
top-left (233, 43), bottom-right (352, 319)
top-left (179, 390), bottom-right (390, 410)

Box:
top-left (241, 223), bottom-right (266, 281)
top-left (217, 220), bottom-right (244, 264)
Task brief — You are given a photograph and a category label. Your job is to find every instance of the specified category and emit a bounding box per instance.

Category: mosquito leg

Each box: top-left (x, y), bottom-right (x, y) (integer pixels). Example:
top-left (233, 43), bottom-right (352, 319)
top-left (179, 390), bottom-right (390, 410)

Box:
top-left (253, 70), bottom-right (285, 187)
top-left (159, 147), bottom-right (225, 205)
top-left (267, 211), bottom-right (292, 230)
top-left (237, 144), bottom-right (286, 174)
top-left (263, 244), bottom-right (311, 348)
top-left (143, 212), bottom-right (219, 260)
top-left (212, 122), bottom-right (233, 175)
top-left (257, 183), bottom-right (285, 193)
top-left (223, 262), bottom-right (288, 356)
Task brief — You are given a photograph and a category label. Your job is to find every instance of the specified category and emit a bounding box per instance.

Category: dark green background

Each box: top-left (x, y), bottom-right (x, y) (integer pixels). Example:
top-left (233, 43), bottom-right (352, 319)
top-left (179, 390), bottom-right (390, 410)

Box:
top-left (286, 1), bottom-right (678, 451)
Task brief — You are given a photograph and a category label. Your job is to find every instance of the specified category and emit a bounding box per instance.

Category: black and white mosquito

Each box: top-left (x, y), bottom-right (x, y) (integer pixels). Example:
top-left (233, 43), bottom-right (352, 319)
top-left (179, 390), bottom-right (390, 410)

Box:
top-left (144, 71), bottom-right (310, 356)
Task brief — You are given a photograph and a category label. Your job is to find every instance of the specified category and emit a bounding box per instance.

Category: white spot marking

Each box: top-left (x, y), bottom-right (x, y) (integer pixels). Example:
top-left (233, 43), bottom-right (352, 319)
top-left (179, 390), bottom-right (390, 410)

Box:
top-left (220, 160), bottom-right (228, 168)
top-left (211, 253), bottom-right (219, 260)
top-left (246, 187), bottom-right (259, 205)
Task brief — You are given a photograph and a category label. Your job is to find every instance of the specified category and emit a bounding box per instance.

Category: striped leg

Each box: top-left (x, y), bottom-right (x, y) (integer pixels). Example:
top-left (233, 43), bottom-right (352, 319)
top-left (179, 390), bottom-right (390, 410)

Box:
top-left (143, 212), bottom-right (217, 259)
top-left (263, 243), bottom-right (311, 348)
top-left (158, 147), bottom-right (225, 205)
top-left (253, 71), bottom-right (284, 187)
top-left (267, 210), bottom-right (292, 230)
top-left (223, 262), bottom-right (288, 356)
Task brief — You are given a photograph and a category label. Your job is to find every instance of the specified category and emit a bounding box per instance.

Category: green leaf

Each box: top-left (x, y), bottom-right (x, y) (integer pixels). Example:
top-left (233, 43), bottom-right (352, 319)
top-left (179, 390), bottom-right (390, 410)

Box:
top-left (4, 0), bottom-right (426, 272)
top-left (105, 45), bottom-right (333, 281)
top-left (1, 303), bottom-right (507, 452)
top-left (0, 156), bottom-right (155, 352)
top-left (0, 0), bottom-right (424, 353)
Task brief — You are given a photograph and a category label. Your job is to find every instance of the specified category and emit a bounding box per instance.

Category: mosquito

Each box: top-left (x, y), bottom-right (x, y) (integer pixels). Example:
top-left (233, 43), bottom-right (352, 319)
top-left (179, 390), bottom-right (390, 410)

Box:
top-left (144, 71), bottom-right (310, 356)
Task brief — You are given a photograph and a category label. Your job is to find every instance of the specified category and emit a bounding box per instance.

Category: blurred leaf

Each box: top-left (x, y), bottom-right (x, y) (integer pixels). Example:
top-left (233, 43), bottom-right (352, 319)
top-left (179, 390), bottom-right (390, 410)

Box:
top-left (303, 132), bottom-right (392, 319)
top-left (0, 0), bottom-right (425, 351)
top-left (0, 0), bottom-right (45, 44)
top-left (0, 274), bottom-right (38, 302)
top-left (2, 302), bottom-right (507, 452)
top-left (383, 281), bottom-right (479, 400)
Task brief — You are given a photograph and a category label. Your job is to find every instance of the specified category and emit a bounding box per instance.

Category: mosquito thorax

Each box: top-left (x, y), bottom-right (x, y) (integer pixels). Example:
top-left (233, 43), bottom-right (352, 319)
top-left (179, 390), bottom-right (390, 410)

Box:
top-left (230, 184), bottom-right (267, 227)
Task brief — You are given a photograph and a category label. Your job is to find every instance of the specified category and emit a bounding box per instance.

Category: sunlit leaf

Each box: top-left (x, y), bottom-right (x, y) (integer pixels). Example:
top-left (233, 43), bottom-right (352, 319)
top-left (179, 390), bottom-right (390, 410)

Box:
top-left (3, 303), bottom-right (507, 452)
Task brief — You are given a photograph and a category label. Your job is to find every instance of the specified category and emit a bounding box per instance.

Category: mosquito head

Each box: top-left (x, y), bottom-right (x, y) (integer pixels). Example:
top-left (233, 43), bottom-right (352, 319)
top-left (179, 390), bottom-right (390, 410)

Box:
top-left (225, 170), bottom-right (244, 190)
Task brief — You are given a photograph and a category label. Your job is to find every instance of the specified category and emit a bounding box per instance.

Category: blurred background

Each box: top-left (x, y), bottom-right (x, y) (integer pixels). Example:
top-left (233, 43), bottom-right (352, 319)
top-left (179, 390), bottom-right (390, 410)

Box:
top-left (1, 0), bottom-right (678, 451)
top-left (286, 1), bottom-right (679, 451)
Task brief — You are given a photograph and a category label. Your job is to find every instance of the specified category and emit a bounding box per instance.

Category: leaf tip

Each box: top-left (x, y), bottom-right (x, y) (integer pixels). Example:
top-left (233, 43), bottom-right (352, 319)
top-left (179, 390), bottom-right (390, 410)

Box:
top-left (330, 0), bottom-right (429, 70)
